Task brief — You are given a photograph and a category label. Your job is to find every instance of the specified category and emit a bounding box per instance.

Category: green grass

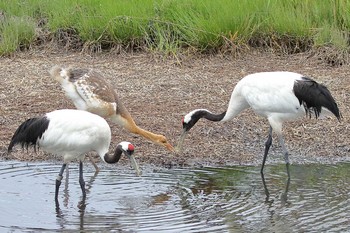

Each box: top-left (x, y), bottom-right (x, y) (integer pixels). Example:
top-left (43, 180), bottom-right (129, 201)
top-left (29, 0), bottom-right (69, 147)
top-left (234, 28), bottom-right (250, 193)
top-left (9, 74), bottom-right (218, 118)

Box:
top-left (0, 0), bottom-right (349, 55)
top-left (0, 16), bottom-right (36, 55)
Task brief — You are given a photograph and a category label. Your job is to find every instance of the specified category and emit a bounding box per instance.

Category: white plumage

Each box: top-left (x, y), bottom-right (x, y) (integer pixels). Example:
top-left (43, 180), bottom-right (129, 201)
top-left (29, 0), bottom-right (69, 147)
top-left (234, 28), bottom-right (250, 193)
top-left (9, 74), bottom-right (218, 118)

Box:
top-left (177, 71), bottom-right (341, 177)
top-left (38, 109), bottom-right (111, 162)
top-left (8, 109), bottom-right (140, 201)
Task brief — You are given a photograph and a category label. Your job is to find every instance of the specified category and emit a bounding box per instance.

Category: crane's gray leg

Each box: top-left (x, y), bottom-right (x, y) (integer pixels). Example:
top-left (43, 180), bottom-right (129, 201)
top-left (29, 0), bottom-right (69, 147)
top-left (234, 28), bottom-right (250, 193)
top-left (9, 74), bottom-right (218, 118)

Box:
top-left (55, 164), bottom-right (67, 200)
top-left (261, 126), bottom-right (273, 174)
top-left (278, 135), bottom-right (291, 179)
top-left (88, 154), bottom-right (99, 172)
top-left (260, 172), bottom-right (270, 201)
top-left (79, 161), bottom-right (86, 199)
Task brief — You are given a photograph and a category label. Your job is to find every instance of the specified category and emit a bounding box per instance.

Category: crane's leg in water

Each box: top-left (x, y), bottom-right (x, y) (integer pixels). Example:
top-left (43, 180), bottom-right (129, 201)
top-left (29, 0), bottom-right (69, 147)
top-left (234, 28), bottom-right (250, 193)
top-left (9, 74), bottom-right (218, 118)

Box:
top-left (88, 155), bottom-right (99, 172)
top-left (261, 126), bottom-right (273, 175)
top-left (79, 161), bottom-right (86, 199)
top-left (278, 134), bottom-right (291, 179)
top-left (55, 164), bottom-right (67, 200)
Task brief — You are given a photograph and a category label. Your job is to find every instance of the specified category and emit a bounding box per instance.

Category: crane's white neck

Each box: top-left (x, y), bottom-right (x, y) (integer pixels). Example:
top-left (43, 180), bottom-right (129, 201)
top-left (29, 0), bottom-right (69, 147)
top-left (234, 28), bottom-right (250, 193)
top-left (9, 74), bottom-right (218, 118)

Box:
top-left (221, 92), bottom-right (249, 122)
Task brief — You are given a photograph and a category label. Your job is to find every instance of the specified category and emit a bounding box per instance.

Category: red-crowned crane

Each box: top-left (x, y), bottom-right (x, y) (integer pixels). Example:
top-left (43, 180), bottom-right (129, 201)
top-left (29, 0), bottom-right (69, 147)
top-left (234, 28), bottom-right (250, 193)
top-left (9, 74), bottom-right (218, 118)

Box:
top-left (8, 109), bottom-right (141, 201)
top-left (49, 66), bottom-right (174, 156)
top-left (176, 71), bottom-right (341, 177)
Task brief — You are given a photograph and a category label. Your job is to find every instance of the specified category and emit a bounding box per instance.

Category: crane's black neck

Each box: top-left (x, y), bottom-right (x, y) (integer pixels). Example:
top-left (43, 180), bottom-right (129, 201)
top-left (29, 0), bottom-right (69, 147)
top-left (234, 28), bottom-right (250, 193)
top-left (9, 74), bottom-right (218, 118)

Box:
top-left (200, 110), bottom-right (226, 122)
top-left (184, 110), bottom-right (226, 131)
top-left (104, 146), bottom-right (123, 164)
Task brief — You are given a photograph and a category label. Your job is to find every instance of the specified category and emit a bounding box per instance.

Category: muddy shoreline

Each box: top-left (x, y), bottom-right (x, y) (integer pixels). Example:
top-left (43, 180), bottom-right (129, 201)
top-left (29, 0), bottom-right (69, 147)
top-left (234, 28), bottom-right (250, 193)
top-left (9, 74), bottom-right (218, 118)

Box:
top-left (1, 50), bottom-right (349, 167)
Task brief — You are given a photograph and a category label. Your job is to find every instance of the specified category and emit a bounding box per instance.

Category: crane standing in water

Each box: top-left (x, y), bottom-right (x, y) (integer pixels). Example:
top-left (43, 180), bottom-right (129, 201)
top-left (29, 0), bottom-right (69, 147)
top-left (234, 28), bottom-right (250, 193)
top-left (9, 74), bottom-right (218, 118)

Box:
top-left (8, 109), bottom-right (141, 201)
top-left (176, 72), bottom-right (341, 177)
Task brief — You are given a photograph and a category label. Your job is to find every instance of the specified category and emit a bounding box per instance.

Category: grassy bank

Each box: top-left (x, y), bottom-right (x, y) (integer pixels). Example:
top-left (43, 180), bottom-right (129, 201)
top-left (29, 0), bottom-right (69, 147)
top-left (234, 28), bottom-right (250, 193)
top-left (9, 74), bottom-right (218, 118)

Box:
top-left (0, 0), bottom-right (349, 58)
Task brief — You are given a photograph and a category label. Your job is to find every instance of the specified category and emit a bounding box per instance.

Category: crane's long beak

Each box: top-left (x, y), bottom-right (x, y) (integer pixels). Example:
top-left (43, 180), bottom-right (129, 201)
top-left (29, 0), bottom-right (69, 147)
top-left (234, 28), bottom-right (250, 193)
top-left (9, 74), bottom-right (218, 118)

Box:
top-left (127, 154), bottom-right (142, 176)
top-left (175, 128), bottom-right (188, 153)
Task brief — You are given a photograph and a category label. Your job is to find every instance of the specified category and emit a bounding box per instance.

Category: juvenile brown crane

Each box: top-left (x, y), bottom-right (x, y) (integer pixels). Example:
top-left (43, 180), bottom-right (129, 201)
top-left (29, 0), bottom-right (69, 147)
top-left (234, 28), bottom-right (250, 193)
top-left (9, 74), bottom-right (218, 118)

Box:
top-left (50, 66), bottom-right (174, 169)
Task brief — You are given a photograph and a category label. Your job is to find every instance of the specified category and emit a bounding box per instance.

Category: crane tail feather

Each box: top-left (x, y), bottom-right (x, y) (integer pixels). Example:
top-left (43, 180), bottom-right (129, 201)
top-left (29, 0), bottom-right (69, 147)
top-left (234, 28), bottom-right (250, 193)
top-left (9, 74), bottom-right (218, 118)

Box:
top-left (8, 117), bottom-right (50, 153)
top-left (293, 77), bottom-right (341, 121)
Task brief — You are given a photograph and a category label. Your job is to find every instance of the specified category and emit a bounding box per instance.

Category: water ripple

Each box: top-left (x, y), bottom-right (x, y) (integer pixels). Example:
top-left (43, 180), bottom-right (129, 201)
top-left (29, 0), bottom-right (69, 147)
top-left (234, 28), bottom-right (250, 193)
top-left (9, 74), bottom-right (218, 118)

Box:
top-left (0, 161), bottom-right (349, 232)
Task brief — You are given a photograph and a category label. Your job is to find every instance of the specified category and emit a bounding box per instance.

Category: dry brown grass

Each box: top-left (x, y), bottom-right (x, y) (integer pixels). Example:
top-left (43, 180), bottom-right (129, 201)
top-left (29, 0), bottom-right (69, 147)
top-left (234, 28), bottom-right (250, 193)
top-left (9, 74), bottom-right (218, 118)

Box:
top-left (1, 49), bottom-right (349, 167)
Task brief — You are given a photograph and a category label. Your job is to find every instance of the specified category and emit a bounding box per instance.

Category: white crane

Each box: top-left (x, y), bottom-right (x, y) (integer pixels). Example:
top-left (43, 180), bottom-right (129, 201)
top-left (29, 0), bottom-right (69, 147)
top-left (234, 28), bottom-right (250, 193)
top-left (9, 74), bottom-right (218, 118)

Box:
top-left (176, 71), bottom-right (341, 177)
top-left (8, 109), bottom-right (141, 201)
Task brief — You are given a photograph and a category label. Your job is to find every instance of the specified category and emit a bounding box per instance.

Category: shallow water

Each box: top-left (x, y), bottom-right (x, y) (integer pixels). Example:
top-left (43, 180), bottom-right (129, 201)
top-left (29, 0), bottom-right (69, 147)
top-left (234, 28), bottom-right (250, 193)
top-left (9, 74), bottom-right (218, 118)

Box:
top-left (0, 161), bottom-right (349, 232)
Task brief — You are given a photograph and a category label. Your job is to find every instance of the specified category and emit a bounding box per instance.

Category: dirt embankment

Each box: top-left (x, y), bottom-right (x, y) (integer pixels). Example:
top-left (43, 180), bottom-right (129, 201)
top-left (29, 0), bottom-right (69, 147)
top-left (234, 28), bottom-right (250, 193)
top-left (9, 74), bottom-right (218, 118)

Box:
top-left (0, 50), bottom-right (349, 167)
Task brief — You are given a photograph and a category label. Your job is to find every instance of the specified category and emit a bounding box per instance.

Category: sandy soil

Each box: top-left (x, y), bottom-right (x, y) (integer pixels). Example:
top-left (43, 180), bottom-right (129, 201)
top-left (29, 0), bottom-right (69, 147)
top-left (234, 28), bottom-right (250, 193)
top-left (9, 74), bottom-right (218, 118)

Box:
top-left (0, 50), bottom-right (349, 168)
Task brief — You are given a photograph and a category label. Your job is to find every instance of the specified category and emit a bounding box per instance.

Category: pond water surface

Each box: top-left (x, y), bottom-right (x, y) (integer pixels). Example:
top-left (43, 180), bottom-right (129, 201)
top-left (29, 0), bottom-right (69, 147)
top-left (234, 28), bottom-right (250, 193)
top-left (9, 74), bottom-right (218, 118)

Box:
top-left (0, 160), bottom-right (349, 232)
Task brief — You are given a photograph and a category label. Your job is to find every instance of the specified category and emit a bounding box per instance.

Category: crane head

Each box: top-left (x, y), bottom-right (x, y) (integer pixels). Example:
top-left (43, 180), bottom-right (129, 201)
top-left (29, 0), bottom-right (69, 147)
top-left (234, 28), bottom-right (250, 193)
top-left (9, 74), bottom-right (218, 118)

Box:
top-left (175, 110), bottom-right (202, 152)
top-left (155, 135), bottom-right (175, 152)
top-left (113, 141), bottom-right (142, 176)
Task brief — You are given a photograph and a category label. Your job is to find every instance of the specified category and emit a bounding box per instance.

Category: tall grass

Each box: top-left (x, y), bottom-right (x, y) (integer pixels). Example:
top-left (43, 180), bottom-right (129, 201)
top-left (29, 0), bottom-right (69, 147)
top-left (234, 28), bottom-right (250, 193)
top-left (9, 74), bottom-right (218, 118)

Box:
top-left (0, 0), bottom-right (349, 55)
top-left (0, 16), bottom-right (36, 55)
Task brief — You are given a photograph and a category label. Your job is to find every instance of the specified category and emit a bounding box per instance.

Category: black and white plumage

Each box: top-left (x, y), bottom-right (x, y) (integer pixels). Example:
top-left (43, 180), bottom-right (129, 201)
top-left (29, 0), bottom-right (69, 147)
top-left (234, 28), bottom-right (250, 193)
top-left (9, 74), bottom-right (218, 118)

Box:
top-left (176, 71), bottom-right (341, 177)
top-left (8, 109), bottom-right (141, 200)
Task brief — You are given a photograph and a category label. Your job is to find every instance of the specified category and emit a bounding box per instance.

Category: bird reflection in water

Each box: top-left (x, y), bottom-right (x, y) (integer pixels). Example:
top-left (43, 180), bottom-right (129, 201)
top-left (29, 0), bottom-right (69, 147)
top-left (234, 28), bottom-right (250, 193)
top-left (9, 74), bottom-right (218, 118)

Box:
top-left (261, 171), bottom-right (290, 205)
top-left (55, 166), bottom-right (100, 225)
